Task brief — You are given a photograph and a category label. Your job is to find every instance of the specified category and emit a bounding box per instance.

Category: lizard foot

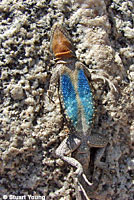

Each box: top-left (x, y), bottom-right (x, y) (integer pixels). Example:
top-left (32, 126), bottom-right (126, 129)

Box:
top-left (74, 176), bottom-right (93, 200)
top-left (90, 69), bottom-right (117, 93)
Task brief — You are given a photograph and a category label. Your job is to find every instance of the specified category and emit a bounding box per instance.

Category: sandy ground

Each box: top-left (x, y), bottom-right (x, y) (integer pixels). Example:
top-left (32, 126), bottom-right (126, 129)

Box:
top-left (0, 0), bottom-right (134, 199)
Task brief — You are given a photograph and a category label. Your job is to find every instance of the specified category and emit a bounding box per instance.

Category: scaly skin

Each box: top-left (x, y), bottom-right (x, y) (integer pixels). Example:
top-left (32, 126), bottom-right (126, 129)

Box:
top-left (49, 23), bottom-right (109, 199)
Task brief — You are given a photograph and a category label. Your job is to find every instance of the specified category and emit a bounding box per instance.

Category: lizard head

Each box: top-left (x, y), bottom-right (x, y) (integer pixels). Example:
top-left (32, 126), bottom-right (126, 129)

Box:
top-left (50, 23), bottom-right (75, 60)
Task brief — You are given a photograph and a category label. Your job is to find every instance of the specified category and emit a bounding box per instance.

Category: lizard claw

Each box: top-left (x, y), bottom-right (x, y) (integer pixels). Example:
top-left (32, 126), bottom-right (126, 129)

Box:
top-left (74, 168), bottom-right (93, 187)
top-left (90, 69), bottom-right (117, 93)
top-left (82, 173), bottom-right (93, 186)
top-left (75, 173), bottom-right (93, 200)
top-left (74, 166), bottom-right (83, 177)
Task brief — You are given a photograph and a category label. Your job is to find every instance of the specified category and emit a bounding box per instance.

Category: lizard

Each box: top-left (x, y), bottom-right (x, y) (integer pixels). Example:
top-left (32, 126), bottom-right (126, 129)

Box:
top-left (49, 22), bottom-right (110, 199)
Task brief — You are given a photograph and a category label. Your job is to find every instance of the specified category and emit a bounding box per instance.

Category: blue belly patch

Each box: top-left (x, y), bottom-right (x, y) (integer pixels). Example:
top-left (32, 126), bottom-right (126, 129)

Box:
top-left (78, 69), bottom-right (94, 125)
top-left (61, 74), bottom-right (78, 126)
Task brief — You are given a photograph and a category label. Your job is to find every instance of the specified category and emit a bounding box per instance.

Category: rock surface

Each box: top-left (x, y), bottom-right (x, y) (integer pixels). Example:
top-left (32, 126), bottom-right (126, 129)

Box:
top-left (0, 0), bottom-right (134, 199)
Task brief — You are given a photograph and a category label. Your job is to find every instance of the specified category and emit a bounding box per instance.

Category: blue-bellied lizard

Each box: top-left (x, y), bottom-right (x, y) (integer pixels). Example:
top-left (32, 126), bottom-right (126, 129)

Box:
top-left (49, 22), bottom-right (109, 199)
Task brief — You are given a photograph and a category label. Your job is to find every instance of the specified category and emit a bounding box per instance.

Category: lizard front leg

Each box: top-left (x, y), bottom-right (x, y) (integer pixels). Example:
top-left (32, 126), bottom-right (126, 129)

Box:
top-left (47, 65), bottom-right (60, 102)
top-left (76, 62), bottom-right (116, 93)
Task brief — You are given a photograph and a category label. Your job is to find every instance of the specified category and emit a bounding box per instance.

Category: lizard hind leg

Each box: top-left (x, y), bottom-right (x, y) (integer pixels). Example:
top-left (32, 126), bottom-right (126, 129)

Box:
top-left (55, 135), bottom-right (83, 176)
top-left (87, 134), bottom-right (108, 170)
top-left (55, 135), bottom-right (93, 199)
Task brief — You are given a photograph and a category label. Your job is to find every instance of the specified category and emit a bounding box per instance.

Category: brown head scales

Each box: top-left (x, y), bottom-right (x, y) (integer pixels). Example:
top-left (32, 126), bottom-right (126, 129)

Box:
top-left (50, 23), bottom-right (75, 60)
